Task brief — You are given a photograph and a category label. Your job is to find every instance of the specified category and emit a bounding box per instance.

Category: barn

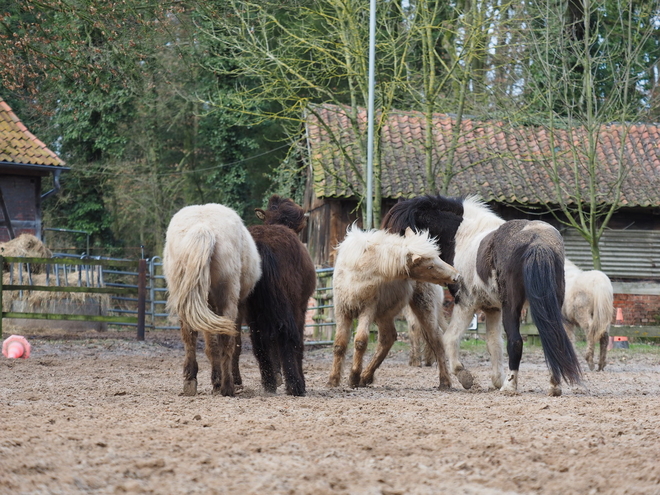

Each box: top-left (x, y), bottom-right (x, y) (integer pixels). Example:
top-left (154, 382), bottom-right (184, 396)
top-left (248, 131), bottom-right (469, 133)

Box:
top-left (302, 104), bottom-right (660, 328)
top-left (0, 98), bottom-right (68, 242)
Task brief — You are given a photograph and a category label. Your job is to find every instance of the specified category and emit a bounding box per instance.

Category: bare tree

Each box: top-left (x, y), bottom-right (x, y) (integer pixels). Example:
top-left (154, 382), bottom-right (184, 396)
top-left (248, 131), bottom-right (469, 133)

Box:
top-left (198, 0), bottom-right (416, 226)
top-left (507, 0), bottom-right (660, 268)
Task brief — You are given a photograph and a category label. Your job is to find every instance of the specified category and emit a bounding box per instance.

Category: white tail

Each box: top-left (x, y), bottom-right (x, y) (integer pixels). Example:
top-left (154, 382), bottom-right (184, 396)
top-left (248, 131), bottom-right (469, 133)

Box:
top-left (590, 274), bottom-right (614, 339)
top-left (164, 224), bottom-right (236, 336)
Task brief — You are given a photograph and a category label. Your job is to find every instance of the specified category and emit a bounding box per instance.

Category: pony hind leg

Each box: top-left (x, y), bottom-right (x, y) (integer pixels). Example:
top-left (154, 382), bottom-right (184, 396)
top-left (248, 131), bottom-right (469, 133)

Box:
top-left (597, 330), bottom-right (609, 371)
top-left (406, 307), bottom-right (423, 367)
top-left (484, 310), bottom-right (505, 390)
top-left (500, 304), bottom-right (525, 396)
top-left (360, 317), bottom-right (398, 387)
top-left (443, 304), bottom-right (478, 389)
top-left (278, 335), bottom-right (306, 396)
top-left (232, 304), bottom-right (247, 388)
top-left (584, 334), bottom-right (596, 371)
top-left (409, 295), bottom-right (451, 390)
top-left (349, 312), bottom-right (375, 388)
top-left (204, 332), bottom-right (236, 397)
top-left (180, 324), bottom-right (199, 396)
top-left (327, 313), bottom-right (353, 387)
top-left (250, 326), bottom-right (278, 393)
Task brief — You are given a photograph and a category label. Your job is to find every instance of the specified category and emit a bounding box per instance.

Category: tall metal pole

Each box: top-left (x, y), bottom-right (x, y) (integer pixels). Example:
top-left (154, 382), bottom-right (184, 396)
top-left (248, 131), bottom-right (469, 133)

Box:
top-left (365, 0), bottom-right (376, 230)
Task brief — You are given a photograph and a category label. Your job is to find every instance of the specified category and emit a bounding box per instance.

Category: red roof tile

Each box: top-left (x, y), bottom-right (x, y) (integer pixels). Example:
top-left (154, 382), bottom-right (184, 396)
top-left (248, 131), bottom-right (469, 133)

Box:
top-left (306, 104), bottom-right (660, 207)
top-left (0, 98), bottom-right (65, 167)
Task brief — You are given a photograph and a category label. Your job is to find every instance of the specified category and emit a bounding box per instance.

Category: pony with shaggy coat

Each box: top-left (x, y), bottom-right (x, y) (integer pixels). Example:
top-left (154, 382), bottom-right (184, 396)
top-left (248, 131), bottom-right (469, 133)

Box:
top-left (382, 195), bottom-right (581, 396)
top-left (163, 204), bottom-right (261, 397)
top-left (563, 258), bottom-right (614, 371)
top-left (242, 195), bottom-right (316, 396)
top-left (327, 226), bottom-right (461, 389)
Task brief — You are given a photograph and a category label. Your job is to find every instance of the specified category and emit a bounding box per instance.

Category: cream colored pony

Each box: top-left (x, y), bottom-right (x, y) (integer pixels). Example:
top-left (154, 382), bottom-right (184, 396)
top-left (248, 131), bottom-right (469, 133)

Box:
top-left (327, 226), bottom-right (460, 389)
top-left (163, 204), bottom-right (261, 397)
top-left (563, 259), bottom-right (614, 371)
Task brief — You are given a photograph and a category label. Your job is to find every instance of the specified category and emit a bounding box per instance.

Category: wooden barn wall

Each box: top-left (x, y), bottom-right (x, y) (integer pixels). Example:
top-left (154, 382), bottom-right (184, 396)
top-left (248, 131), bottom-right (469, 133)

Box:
top-left (306, 199), bottom-right (360, 267)
top-left (492, 203), bottom-right (660, 280)
top-left (0, 174), bottom-right (41, 242)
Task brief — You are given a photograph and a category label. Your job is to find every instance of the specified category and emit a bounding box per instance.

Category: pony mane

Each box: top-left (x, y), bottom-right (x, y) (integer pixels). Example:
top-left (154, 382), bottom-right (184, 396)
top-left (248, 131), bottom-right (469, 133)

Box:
top-left (382, 195), bottom-right (464, 234)
top-left (336, 226), bottom-right (440, 279)
top-left (257, 194), bottom-right (307, 233)
top-left (459, 196), bottom-right (505, 234)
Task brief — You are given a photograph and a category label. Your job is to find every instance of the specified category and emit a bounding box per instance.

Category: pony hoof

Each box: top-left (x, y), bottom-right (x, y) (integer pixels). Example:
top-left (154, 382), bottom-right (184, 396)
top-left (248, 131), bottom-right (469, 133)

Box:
top-left (182, 380), bottom-right (197, 396)
top-left (348, 372), bottom-right (361, 388)
top-left (360, 375), bottom-right (374, 387)
top-left (286, 386), bottom-right (306, 397)
top-left (587, 362), bottom-right (595, 371)
top-left (438, 379), bottom-right (451, 391)
top-left (213, 385), bottom-right (235, 397)
top-left (326, 376), bottom-right (341, 388)
top-left (456, 370), bottom-right (474, 389)
top-left (548, 386), bottom-right (562, 397)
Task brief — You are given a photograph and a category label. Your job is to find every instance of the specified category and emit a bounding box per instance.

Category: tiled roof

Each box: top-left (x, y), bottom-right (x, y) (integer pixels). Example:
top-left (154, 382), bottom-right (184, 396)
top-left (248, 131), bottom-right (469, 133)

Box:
top-left (305, 104), bottom-right (660, 207)
top-left (0, 98), bottom-right (65, 167)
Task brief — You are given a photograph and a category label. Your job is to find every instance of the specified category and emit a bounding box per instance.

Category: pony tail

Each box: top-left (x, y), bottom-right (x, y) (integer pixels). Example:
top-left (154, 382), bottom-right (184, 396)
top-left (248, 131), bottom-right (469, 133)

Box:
top-left (165, 225), bottom-right (237, 336)
top-left (590, 272), bottom-right (614, 339)
top-left (247, 243), bottom-right (300, 341)
top-left (523, 246), bottom-right (582, 385)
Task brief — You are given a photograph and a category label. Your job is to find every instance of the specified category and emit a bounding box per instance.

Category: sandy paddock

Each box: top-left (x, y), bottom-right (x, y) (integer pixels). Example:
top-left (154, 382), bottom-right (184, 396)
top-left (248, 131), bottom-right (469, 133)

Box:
top-left (1, 330), bottom-right (659, 495)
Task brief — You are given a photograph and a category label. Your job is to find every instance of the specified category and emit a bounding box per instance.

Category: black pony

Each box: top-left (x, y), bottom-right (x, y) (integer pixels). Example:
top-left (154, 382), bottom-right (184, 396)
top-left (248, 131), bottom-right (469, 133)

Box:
top-left (382, 195), bottom-right (581, 396)
top-left (236, 195), bottom-right (316, 396)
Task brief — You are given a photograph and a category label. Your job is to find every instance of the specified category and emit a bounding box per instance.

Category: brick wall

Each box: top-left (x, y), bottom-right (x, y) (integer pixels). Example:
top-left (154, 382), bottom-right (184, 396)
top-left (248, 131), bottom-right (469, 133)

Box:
top-left (612, 294), bottom-right (660, 326)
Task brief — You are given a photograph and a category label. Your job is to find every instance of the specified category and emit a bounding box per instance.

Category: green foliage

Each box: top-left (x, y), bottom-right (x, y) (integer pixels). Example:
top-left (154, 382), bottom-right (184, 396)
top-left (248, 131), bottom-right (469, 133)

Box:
top-left (2, 0), bottom-right (660, 261)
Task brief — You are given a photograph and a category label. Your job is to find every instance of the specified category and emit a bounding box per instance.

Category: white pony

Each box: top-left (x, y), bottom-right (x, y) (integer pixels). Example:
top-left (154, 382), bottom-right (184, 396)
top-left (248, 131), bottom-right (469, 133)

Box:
top-left (563, 259), bottom-right (614, 371)
top-left (327, 226), bottom-right (460, 389)
top-left (163, 204), bottom-right (261, 397)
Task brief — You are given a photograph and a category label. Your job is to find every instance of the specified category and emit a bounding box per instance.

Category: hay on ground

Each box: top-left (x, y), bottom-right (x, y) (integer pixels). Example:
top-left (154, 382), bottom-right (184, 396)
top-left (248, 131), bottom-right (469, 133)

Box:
top-left (2, 271), bottom-right (110, 312)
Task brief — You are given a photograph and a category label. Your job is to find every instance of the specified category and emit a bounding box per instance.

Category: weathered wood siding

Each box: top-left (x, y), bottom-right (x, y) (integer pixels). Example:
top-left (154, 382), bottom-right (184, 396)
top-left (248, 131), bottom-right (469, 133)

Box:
top-left (0, 174), bottom-right (41, 242)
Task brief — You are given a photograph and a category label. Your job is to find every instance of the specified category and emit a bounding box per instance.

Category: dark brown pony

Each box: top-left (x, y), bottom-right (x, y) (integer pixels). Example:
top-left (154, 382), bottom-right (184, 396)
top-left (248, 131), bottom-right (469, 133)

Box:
top-left (237, 195), bottom-right (316, 396)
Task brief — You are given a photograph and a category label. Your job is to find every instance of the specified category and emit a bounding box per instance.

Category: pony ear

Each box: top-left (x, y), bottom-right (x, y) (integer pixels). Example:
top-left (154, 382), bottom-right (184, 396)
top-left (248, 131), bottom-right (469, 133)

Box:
top-left (405, 227), bottom-right (415, 238)
top-left (410, 253), bottom-right (422, 265)
top-left (255, 208), bottom-right (266, 221)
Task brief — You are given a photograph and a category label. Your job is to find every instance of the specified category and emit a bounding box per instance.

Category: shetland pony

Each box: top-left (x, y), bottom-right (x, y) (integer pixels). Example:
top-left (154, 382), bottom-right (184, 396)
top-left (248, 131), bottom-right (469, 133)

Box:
top-left (563, 258), bottom-right (614, 371)
top-left (382, 195), bottom-right (582, 396)
top-left (163, 204), bottom-right (261, 397)
top-left (242, 195), bottom-right (316, 396)
top-left (327, 226), bottom-right (461, 389)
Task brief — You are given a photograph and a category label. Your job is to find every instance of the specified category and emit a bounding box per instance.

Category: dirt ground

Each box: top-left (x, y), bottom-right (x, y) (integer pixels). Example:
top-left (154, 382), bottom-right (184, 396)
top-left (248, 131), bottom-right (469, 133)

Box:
top-left (1, 329), bottom-right (659, 495)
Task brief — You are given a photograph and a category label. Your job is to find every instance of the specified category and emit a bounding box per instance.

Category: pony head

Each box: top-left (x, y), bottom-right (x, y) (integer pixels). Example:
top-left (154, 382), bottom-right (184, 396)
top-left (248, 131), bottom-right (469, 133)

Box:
top-left (255, 195), bottom-right (307, 233)
top-left (403, 227), bottom-right (461, 286)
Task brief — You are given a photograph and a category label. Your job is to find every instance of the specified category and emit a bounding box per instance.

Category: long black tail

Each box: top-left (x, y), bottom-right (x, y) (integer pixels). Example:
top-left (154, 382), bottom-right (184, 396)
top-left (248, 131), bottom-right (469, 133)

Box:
top-left (523, 246), bottom-right (582, 385)
top-left (247, 244), bottom-right (300, 342)
top-left (246, 241), bottom-right (306, 396)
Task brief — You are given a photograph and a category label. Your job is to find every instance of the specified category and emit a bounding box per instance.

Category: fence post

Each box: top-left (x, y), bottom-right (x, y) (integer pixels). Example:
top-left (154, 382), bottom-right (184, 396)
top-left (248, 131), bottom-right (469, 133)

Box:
top-left (137, 259), bottom-right (147, 341)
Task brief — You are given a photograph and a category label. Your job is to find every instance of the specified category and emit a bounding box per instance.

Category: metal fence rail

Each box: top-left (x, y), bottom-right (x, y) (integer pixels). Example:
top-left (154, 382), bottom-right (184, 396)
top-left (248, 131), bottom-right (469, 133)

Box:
top-left (0, 256), bottom-right (147, 339)
top-left (1, 255), bottom-right (336, 343)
